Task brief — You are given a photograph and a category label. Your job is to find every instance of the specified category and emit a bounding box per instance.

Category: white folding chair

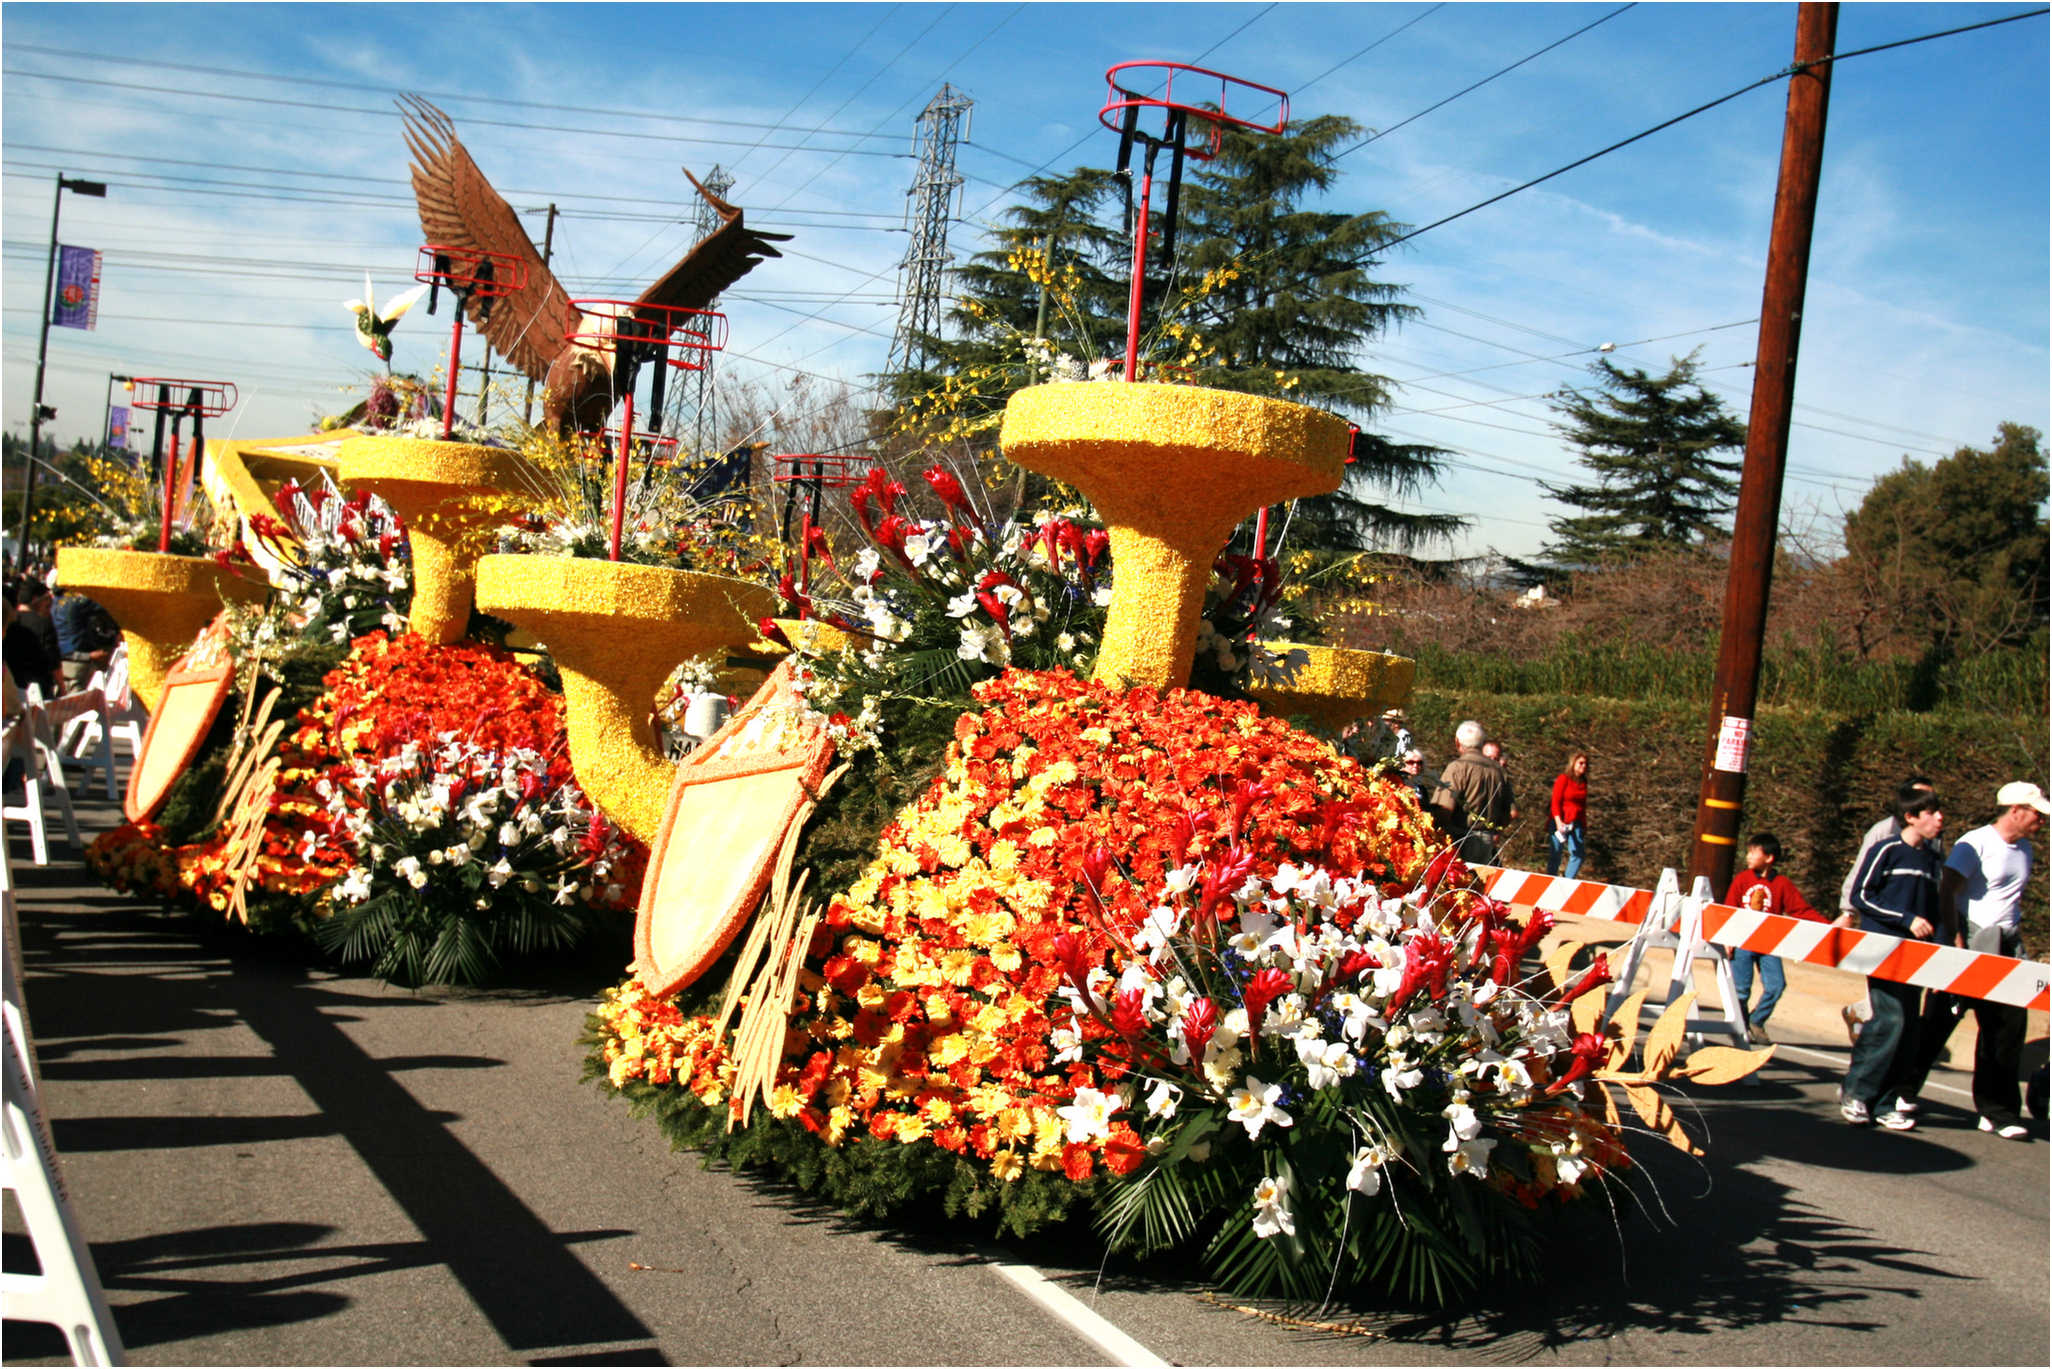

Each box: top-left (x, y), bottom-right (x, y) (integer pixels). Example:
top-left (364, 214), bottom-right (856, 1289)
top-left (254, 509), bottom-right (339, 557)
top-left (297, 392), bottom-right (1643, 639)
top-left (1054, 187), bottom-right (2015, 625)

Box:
top-left (1, 689), bottom-right (83, 865)
top-left (59, 648), bottom-right (142, 798)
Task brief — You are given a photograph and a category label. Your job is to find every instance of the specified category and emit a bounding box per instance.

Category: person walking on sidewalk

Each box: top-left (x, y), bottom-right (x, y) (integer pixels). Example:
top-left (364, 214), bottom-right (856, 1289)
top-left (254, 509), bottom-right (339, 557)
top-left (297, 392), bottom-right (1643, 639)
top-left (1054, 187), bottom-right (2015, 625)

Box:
top-left (1725, 833), bottom-right (1836, 1044)
top-left (1433, 721), bottom-right (1514, 865)
top-left (1840, 789), bottom-right (1946, 1130)
top-left (1837, 776), bottom-right (1940, 1041)
top-left (1547, 751), bottom-right (1590, 879)
top-left (1897, 781), bottom-right (2047, 1140)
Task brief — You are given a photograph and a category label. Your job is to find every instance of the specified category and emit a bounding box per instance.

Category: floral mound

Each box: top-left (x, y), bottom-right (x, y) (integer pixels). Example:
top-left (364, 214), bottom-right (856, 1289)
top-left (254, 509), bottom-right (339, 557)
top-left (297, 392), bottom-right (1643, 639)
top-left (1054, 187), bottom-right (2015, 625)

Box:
top-left (88, 630), bottom-right (644, 986)
top-left (589, 670), bottom-right (1737, 1304)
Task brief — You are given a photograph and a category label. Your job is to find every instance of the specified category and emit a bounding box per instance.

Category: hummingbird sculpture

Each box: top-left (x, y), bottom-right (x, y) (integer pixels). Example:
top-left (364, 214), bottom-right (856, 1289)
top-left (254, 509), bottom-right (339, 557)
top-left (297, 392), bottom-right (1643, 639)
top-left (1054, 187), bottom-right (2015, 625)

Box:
top-left (397, 95), bottom-right (791, 434)
top-left (343, 274), bottom-right (431, 370)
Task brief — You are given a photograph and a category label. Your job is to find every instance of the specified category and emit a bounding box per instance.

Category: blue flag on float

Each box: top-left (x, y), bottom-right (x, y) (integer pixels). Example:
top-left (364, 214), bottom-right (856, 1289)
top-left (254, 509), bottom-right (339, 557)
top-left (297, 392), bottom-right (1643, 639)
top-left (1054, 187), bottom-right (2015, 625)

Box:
top-left (51, 245), bottom-right (102, 330)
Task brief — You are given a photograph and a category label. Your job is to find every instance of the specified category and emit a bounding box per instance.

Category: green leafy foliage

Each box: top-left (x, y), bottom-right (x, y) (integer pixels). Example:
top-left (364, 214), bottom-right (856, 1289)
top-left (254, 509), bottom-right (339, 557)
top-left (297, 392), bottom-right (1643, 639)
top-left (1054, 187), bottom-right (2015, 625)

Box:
top-left (1535, 350), bottom-right (1746, 570)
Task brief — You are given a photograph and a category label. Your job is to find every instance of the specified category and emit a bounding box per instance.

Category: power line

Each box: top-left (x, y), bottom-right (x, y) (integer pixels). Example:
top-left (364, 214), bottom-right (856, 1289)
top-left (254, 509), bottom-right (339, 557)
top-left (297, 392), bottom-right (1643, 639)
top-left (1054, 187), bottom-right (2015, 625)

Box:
top-left (1294, 4), bottom-right (1444, 97)
top-left (1375, 5), bottom-right (2051, 253)
top-left (1336, 4), bottom-right (1636, 159)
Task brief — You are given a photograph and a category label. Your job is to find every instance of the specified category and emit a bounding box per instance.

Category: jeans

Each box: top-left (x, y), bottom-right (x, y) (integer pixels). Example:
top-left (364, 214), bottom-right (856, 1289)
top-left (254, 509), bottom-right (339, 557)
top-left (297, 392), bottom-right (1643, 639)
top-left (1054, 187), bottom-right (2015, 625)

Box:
top-left (1844, 975), bottom-right (1923, 1110)
top-left (1730, 949), bottom-right (1785, 1027)
top-left (1546, 823), bottom-right (1585, 878)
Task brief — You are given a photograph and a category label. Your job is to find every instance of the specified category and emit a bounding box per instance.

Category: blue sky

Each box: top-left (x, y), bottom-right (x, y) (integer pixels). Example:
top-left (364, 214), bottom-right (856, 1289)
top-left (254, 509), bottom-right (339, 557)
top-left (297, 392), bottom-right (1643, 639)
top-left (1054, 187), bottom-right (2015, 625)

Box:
top-left (4, 1), bottom-right (2046, 562)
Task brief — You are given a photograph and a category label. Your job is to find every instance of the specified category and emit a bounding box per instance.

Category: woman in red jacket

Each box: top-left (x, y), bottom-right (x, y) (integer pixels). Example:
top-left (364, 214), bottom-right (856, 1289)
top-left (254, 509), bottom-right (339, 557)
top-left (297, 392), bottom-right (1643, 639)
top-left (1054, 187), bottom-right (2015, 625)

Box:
top-left (1547, 752), bottom-right (1590, 878)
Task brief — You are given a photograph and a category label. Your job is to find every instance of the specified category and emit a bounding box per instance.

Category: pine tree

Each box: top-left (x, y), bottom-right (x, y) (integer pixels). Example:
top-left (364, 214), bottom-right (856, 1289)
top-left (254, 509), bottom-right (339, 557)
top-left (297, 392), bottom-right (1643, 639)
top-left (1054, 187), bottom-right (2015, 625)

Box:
top-left (1536, 350), bottom-right (1746, 568)
top-left (879, 120), bottom-right (1461, 555)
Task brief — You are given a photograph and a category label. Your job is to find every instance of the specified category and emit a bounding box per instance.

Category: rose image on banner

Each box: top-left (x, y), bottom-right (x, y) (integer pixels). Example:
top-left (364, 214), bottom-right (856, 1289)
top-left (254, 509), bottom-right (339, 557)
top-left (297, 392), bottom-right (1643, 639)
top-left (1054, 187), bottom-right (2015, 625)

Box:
top-left (51, 244), bottom-right (102, 330)
top-left (107, 404), bottom-right (130, 451)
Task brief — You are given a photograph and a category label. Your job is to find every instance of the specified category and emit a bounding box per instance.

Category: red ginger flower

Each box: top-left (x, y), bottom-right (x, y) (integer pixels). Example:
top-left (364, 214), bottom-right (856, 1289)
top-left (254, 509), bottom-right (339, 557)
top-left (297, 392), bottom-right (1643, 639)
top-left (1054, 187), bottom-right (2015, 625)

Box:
top-left (1546, 1031), bottom-right (1612, 1096)
top-left (1181, 997), bottom-right (1219, 1060)
top-left (1558, 952), bottom-right (1613, 1006)
top-left (1242, 966), bottom-right (1294, 1043)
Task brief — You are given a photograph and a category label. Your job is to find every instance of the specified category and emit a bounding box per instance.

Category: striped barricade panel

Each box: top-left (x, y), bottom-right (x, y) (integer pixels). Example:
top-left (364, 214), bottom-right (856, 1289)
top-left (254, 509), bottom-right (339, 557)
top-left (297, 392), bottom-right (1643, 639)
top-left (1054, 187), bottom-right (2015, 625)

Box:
top-left (1700, 903), bottom-right (2051, 1012)
top-left (1473, 866), bottom-right (1659, 928)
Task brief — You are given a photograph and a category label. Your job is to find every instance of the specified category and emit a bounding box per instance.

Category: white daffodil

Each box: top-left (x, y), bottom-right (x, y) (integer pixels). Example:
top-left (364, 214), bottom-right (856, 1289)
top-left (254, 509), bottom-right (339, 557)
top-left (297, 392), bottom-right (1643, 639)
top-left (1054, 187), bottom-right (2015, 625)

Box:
top-left (1144, 1078), bottom-right (1182, 1120)
top-left (1383, 1063), bottom-right (1424, 1099)
top-left (1251, 1173), bottom-right (1295, 1239)
top-left (1226, 1076), bottom-right (1293, 1139)
top-left (1050, 1022), bottom-right (1084, 1064)
top-left (1301, 1039), bottom-right (1358, 1092)
top-left (392, 855), bottom-right (428, 890)
top-left (336, 866), bottom-right (375, 903)
top-left (1347, 1143), bottom-right (1396, 1195)
top-left (1441, 1102), bottom-right (1483, 1148)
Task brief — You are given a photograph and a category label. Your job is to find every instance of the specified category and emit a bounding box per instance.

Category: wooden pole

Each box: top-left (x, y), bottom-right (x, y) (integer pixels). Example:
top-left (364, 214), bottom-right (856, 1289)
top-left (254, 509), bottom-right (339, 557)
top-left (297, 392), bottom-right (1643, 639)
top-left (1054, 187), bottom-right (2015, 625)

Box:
top-left (1688, 2), bottom-right (1839, 889)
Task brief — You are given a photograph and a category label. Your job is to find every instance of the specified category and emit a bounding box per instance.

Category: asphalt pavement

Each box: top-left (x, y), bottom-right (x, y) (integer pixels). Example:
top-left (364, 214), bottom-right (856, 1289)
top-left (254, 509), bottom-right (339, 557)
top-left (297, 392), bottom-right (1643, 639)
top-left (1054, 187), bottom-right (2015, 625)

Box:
top-left (5, 777), bottom-right (2048, 1366)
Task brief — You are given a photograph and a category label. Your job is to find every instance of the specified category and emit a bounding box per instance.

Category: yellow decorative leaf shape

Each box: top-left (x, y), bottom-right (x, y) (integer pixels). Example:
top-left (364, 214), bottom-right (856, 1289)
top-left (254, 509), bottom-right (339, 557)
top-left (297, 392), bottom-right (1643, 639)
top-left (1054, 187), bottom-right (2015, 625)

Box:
top-left (1642, 991), bottom-right (1695, 1077)
top-left (1625, 1082), bottom-right (1672, 1132)
top-left (1598, 1079), bottom-right (1621, 1127)
top-left (1676, 1043), bottom-right (1776, 1085)
top-left (1542, 942), bottom-right (1579, 996)
top-left (1603, 987), bottom-right (1651, 1069)
top-left (1571, 985), bottom-right (1606, 1035)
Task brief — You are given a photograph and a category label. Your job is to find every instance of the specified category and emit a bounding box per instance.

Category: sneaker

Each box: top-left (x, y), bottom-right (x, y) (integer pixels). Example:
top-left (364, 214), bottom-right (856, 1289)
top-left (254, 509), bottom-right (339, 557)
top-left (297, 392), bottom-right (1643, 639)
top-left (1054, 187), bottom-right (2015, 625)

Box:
top-left (1746, 1023), bottom-right (1770, 1046)
top-left (1877, 1107), bottom-right (1917, 1131)
top-left (1841, 1097), bottom-right (1871, 1125)
top-left (1895, 1095), bottom-right (1920, 1114)
top-left (1978, 1116), bottom-right (2029, 1141)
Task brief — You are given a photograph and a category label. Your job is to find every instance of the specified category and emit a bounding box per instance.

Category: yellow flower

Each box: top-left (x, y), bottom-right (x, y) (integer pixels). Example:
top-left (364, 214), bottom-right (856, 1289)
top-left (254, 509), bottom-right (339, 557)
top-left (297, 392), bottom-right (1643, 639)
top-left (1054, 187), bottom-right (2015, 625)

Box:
top-left (990, 1150), bottom-right (1025, 1183)
top-left (769, 1084), bottom-right (804, 1118)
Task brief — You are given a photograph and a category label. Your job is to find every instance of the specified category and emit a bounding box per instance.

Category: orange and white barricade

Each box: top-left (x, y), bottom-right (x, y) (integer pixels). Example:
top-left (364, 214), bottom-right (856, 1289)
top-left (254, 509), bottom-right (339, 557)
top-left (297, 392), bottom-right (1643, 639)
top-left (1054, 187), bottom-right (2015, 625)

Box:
top-left (1478, 863), bottom-right (2052, 1014)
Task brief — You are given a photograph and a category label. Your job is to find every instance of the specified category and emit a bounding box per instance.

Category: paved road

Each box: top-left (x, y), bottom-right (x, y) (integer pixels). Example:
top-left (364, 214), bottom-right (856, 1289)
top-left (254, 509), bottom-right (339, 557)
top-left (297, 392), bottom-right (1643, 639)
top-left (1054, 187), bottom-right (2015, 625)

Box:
top-left (6, 786), bottom-right (2047, 1366)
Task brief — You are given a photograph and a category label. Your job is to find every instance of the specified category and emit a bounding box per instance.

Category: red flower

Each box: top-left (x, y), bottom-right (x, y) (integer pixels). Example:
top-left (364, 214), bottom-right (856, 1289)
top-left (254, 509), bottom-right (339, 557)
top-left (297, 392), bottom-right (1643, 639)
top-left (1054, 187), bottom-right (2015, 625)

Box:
top-left (1558, 953), bottom-right (1613, 1006)
top-left (1546, 1031), bottom-right (1611, 1096)
top-left (1102, 1124), bottom-right (1147, 1176)
top-left (1061, 1142), bottom-right (1094, 1181)
top-left (923, 464), bottom-right (967, 517)
top-left (1242, 966), bottom-right (1293, 1042)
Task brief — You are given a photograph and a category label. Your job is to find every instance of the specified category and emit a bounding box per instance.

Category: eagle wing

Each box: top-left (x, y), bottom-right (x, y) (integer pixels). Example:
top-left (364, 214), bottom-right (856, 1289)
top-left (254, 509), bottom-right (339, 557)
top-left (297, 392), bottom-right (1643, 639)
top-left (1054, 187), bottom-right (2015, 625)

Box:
top-left (399, 95), bottom-right (579, 381)
top-left (631, 170), bottom-right (793, 330)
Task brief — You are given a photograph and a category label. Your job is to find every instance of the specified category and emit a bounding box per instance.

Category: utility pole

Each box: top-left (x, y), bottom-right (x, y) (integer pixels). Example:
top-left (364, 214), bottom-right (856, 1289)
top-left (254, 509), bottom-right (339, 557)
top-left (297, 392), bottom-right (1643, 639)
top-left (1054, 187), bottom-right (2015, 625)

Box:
top-left (521, 202), bottom-right (559, 428)
top-left (1688, 1), bottom-right (1838, 889)
top-left (886, 85), bottom-right (972, 378)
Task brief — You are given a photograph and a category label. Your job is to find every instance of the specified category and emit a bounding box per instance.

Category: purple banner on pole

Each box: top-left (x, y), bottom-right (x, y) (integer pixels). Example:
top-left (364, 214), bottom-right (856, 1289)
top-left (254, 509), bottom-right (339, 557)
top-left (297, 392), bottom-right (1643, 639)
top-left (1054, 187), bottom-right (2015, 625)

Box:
top-left (51, 244), bottom-right (101, 330)
top-left (107, 405), bottom-right (131, 451)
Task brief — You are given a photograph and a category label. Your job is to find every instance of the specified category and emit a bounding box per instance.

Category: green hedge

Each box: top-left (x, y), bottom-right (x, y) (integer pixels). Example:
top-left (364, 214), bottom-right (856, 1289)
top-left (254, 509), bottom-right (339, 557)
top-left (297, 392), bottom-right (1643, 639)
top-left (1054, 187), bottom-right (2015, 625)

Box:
top-left (1404, 690), bottom-right (2048, 957)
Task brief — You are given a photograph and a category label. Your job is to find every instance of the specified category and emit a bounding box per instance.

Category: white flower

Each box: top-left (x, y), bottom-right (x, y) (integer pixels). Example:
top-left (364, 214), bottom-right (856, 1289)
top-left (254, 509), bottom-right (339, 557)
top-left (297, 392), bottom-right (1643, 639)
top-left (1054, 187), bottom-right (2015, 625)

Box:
top-left (1441, 1102), bottom-right (1482, 1147)
top-left (1553, 1148), bottom-right (1590, 1186)
top-left (336, 866), bottom-right (375, 903)
top-left (486, 858), bottom-right (515, 888)
top-left (1446, 1135), bottom-right (1497, 1177)
top-left (851, 548), bottom-right (882, 582)
top-left (1057, 1086), bottom-right (1118, 1143)
top-left (1226, 1076), bottom-right (1293, 1139)
top-left (945, 589), bottom-right (978, 619)
top-left (1050, 1023), bottom-right (1084, 1064)
top-left (1383, 1063), bottom-right (1424, 1099)
top-left (1300, 1039), bottom-right (1357, 1092)
top-left (552, 875), bottom-right (580, 906)
top-left (1347, 1143), bottom-right (1396, 1195)
top-left (499, 822), bottom-right (521, 846)
top-left (1144, 1078), bottom-right (1182, 1120)
top-left (1133, 904), bottom-right (1183, 955)
top-left (1251, 1174), bottom-right (1295, 1239)
top-left (392, 855), bottom-right (428, 890)
top-left (956, 620), bottom-right (1009, 665)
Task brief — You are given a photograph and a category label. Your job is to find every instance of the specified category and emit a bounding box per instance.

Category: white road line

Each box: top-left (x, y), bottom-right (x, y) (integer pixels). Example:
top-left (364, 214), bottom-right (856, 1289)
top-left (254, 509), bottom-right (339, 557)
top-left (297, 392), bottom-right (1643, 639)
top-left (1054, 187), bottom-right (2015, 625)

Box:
top-left (986, 1259), bottom-right (1168, 1367)
top-left (1773, 1042), bottom-right (1974, 1102)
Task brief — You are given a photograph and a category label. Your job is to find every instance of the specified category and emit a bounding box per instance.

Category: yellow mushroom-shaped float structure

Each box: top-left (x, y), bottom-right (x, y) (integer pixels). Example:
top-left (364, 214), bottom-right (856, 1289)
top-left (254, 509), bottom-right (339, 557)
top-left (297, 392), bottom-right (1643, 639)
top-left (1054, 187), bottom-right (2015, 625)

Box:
top-left (473, 555), bottom-right (776, 845)
top-left (336, 435), bottom-right (541, 644)
top-left (1245, 642), bottom-right (1416, 733)
top-left (999, 382), bottom-right (1350, 691)
top-left (52, 547), bottom-right (267, 712)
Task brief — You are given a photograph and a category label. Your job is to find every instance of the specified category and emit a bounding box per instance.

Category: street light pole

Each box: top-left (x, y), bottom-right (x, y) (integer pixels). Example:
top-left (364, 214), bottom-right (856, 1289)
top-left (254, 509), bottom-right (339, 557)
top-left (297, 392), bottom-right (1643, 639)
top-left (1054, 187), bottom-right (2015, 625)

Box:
top-left (102, 373), bottom-right (134, 457)
top-left (17, 172), bottom-right (107, 560)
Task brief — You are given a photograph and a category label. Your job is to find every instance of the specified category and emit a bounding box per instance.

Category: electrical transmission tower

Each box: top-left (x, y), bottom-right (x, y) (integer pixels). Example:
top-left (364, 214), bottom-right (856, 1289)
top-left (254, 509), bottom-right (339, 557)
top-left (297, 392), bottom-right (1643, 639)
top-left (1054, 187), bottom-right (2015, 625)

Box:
top-left (665, 163), bottom-right (734, 456)
top-left (885, 84), bottom-right (972, 377)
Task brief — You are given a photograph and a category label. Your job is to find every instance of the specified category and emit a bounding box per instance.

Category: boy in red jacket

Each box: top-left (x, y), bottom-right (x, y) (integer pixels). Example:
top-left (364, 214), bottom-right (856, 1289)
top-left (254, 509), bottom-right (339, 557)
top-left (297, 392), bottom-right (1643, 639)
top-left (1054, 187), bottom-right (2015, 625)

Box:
top-left (1726, 832), bottom-right (1832, 1044)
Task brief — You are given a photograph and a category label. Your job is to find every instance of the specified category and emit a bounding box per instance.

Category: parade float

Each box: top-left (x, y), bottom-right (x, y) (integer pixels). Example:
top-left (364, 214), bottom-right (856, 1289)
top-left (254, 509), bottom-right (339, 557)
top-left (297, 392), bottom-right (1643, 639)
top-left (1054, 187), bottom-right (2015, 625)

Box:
top-left (69, 80), bottom-right (1767, 1311)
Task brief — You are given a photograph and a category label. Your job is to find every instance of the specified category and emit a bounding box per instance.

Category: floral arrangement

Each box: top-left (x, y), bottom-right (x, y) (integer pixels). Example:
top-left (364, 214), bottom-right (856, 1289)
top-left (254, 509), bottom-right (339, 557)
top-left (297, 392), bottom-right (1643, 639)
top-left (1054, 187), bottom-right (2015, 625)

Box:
top-left (312, 732), bottom-right (639, 986)
top-left (232, 473), bottom-right (413, 648)
top-left (87, 628), bottom-right (645, 985)
top-left (494, 427), bottom-right (773, 575)
top-left (589, 666), bottom-right (1764, 1304)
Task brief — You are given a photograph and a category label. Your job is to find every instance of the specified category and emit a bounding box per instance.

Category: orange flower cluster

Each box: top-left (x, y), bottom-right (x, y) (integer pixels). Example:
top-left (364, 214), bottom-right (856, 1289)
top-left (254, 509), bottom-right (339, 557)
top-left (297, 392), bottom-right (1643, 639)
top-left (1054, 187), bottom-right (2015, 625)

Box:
top-left (597, 668), bottom-right (1443, 1180)
top-left (85, 820), bottom-right (181, 898)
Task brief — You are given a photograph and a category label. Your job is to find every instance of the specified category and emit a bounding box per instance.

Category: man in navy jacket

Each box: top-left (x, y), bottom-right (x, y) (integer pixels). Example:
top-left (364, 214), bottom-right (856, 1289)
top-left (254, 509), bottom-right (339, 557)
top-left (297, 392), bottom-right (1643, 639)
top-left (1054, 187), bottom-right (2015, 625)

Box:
top-left (1839, 789), bottom-right (1945, 1130)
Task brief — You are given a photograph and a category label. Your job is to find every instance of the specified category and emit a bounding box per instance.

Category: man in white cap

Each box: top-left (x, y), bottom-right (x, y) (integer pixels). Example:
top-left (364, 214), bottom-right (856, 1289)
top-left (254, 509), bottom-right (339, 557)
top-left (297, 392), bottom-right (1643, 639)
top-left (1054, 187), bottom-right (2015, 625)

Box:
top-left (1900, 781), bottom-right (2047, 1140)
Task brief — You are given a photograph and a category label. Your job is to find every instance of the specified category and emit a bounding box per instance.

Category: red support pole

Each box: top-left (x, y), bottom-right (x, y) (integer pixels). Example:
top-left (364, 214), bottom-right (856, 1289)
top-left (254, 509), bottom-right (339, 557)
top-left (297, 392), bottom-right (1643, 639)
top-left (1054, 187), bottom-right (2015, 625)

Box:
top-left (609, 390), bottom-right (634, 561)
top-left (1122, 166), bottom-right (1153, 383)
top-left (442, 310), bottom-right (464, 441)
top-left (158, 428), bottom-right (180, 553)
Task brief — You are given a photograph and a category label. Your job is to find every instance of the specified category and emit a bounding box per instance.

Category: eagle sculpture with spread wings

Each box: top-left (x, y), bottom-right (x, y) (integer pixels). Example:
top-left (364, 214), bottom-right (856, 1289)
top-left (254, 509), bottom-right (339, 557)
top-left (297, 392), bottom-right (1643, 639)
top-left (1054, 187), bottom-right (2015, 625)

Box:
top-left (399, 95), bottom-right (791, 434)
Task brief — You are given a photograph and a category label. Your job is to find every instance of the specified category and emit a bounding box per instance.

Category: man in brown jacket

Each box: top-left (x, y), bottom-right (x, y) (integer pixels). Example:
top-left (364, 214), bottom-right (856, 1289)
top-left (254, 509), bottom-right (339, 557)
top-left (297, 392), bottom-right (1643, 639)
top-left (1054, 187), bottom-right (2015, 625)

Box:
top-left (1433, 720), bottom-right (1515, 863)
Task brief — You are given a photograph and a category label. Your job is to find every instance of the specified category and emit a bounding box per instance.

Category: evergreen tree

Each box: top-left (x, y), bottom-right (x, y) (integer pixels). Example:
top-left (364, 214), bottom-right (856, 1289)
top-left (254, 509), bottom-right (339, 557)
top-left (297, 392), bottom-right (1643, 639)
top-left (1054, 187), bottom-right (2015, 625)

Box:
top-left (879, 119), bottom-right (1462, 555)
top-left (1535, 350), bottom-right (1746, 569)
